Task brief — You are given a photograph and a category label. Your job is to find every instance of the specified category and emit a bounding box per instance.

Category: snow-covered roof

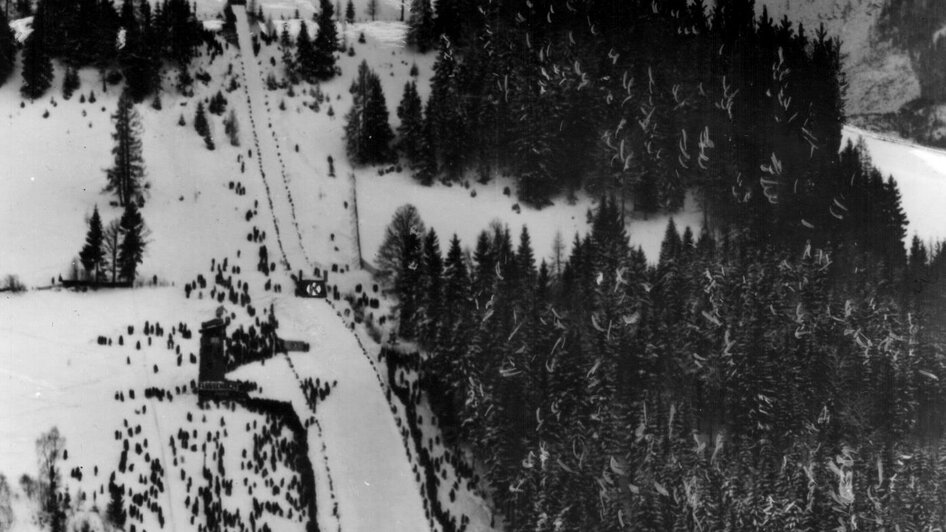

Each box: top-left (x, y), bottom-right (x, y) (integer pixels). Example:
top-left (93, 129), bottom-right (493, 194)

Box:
top-left (203, 19), bottom-right (225, 32)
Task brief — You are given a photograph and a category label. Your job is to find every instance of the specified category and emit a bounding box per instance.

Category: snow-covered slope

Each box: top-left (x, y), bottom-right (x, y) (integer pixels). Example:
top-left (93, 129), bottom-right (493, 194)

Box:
top-left (842, 125), bottom-right (946, 245)
top-left (0, 2), bottom-right (498, 530)
top-left (230, 297), bottom-right (432, 532)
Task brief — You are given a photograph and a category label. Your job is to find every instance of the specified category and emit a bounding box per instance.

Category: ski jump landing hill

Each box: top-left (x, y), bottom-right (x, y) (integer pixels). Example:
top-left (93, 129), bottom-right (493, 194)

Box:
top-left (231, 5), bottom-right (433, 531)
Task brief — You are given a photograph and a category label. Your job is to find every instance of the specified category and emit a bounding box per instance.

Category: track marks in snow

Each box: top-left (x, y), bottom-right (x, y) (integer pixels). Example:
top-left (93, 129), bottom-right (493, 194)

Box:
top-left (281, 353), bottom-right (343, 532)
top-left (234, 7), bottom-right (292, 271)
top-left (234, 6), bottom-right (317, 273)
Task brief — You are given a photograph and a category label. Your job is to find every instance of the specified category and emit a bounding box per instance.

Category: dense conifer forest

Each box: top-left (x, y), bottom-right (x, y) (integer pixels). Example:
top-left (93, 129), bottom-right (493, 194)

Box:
top-left (368, 0), bottom-right (946, 529)
top-left (379, 194), bottom-right (946, 530)
top-left (11, 0), bottom-right (208, 101)
top-left (401, 0), bottom-right (854, 236)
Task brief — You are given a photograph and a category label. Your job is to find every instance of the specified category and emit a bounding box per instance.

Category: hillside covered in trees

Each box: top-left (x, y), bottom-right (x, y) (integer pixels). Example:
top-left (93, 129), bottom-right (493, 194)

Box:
top-left (395, 0), bottom-right (850, 231)
top-left (363, 0), bottom-right (946, 530)
top-left (379, 188), bottom-right (946, 530)
top-left (1, 0), bottom-right (945, 530)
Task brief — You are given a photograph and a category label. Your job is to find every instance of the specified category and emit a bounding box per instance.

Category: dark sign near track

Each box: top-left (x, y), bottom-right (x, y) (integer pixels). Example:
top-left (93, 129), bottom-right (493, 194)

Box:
top-left (296, 279), bottom-right (327, 299)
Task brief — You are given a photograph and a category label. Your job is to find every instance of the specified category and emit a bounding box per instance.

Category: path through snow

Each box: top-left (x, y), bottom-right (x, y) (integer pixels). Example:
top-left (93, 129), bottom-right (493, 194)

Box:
top-left (234, 6), bottom-right (316, 272)
top-left (231, 6), bottom-right (432, 530)
top-left (230, 297), bottom-right (432, 532)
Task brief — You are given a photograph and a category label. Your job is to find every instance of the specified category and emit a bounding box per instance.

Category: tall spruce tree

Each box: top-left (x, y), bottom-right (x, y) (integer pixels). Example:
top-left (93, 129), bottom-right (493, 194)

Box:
top-left (397, 229), bottom-right (422, 339)
top-left (295, 21), bottom-right (317, 82)
top-left (117, 201), bottom-right (146, 282)
top-left (396, 81), bottom-right (424, 167)
top-left (21, 2), bottom-right (54, 99)
top-left (344, 61), bottom-right (393, 164)
top-left (441, 234), bottom-right (472, 341)
top-left (106, 90), bottom-right (146, 206)
top-left (312, 0), bottom-right (338, 79)
top-left (193, 101), bottom-right (213, 149)
top-left (419, 228), bottom-right (443, 347)
top-left (414, 100), bottom-right (439, 185)
top-left (79, 206), bottom-right (105, 280)
top-left (406, 0), bottom-right (435, 52)
top-left (426, 37), bottom-right (466, 180)
top-left (345, 0), bottom-right (354, 23)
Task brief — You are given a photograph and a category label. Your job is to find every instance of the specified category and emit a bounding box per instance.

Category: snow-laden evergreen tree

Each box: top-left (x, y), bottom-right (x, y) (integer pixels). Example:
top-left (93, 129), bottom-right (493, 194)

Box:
top-left (79, 206), bottom-right (105, 280)
top-left (295, 21), bottom-right (316, 82)
top-left (427, 37), bottom-right (466, 180)
top-left (21, 2), bottom-right (54, 99)
top-left (105, 90), bottom-right (146, 206)
top-left (345, 0), bottom-right (355, 24)
top-left (396, 81), bottom-right (424, 168)
top-left (471, 229), bottom-right (495, 307)
top-left (406, 0), bottom-right (435, 52)
top-left (396, 229), bottom-right (422, 339)
top-left (61, 67), bottom-right (80, 99)
top-left (413, 100), bottom-right (439, 185)
top-left (365, 0), bottom-right (378, 21)
top-left (441, 233), bottom-right (472, 351)
top-left (0, 8), bottom-right (15, 87)
top-left (344, 61), bottom-right (393, 164)
top-left (418, 228), bottom-right (443, 347)
top-left (117, 201), bottom-right (146, 282)
top-left (193, 101), bottom-right (214, 150)
top-left (312, 0), bottom-right (338, 79)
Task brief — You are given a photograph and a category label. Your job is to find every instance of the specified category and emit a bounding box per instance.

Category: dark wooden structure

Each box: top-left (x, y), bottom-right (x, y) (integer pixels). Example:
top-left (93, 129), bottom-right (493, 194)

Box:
top-left (199, 318), bottom-right (228, 383)
top-left (198, 318), bottom-right (251, 399)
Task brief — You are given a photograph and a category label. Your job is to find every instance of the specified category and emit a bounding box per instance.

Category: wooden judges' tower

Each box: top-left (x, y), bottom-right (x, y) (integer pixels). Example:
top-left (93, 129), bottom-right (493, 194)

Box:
top-left (198, 317), bottom-right (228, 384)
